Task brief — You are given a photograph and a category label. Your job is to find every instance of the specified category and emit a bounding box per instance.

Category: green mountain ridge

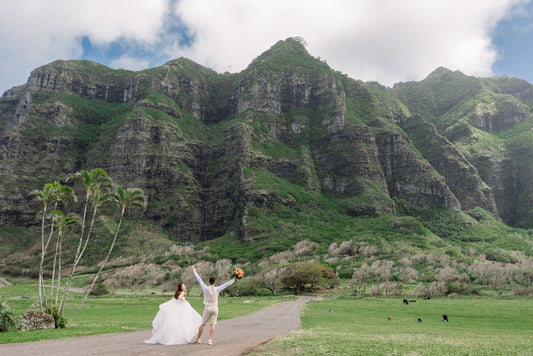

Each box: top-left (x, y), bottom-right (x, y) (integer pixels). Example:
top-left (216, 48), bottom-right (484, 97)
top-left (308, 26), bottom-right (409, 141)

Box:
top-left (1, 37), bottom-right (532, 272)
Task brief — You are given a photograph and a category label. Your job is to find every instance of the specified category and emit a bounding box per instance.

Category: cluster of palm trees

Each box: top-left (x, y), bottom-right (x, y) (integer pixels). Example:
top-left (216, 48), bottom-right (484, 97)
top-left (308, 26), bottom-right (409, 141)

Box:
top-left (31, 168), bottom-right (146, 327)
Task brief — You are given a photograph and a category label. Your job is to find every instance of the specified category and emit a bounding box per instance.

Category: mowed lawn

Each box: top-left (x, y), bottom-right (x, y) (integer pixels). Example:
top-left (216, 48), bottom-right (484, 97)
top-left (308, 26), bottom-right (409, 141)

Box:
top-left (0, 282), bottom-right (287, 344)
top-left (252, 297), bottom-right (533, 355)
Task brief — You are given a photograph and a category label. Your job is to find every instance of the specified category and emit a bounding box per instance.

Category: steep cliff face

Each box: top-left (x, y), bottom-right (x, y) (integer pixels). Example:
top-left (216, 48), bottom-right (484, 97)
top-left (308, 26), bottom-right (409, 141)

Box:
top-left (27, 60), bottom-right (142, 104)
top-left (2, 37), bottom-right (532, 244)
top-left (467, 95), bottom-right (527, 132)
top-left (394, 68), bottom-right (533, 226)
top-left (395, 114), bottom-right (497, 215)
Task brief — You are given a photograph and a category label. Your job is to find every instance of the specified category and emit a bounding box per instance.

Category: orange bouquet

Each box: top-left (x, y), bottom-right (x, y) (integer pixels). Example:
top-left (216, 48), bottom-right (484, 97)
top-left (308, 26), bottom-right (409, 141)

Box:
top-left (234, 267), bottom-right (244, 279)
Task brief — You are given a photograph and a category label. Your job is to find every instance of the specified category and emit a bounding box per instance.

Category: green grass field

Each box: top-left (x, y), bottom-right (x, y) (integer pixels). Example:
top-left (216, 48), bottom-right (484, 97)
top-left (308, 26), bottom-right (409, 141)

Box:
top-left (0, 280), bottom-right (285, 344)
top-left (252, 297), bottom-right (533, 355)
top-left (2, 280), bottom-right (532, 355)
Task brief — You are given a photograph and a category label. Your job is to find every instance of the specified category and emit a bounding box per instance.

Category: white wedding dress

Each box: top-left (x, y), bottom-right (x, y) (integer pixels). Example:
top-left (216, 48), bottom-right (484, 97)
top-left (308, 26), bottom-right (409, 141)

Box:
top-left (144, 297), bottom-right (202, 345)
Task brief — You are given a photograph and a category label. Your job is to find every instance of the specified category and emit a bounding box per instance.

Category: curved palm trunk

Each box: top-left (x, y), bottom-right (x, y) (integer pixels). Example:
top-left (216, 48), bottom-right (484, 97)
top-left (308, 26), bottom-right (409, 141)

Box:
top-left (40, 222), bottom-right (57, 311)
top-left (78, 204), bottom-right (99, 264)
top-left (54, 231), bottom-right (63, 306)
top-left (48, 202), bottom-right (61, 304)
top-left (38, 205), bottom-right (48, 312)
top-left (50, 233), bottom-right (60, 304)
top-left (67, 207), bottom-right (125, 327)
top-left (60, 203), bottom-right (98, 308)
top-left (58, 200), bottom-right (90, 320)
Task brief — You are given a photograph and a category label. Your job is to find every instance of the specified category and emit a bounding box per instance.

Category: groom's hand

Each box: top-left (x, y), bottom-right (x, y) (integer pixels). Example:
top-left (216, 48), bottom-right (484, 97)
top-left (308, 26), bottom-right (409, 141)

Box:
top-left (192, 265), bottom-right (196, 272)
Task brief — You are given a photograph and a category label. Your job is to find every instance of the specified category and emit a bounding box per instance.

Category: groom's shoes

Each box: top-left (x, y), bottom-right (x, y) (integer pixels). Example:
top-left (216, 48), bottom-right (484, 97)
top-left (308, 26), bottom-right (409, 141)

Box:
top-left (208, 339), bottom-right (213, 346)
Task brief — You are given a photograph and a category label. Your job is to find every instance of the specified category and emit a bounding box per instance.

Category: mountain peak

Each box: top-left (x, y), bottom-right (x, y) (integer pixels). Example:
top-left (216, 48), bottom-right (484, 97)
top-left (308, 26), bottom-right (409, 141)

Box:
top-left (425, 67), bottom-right (466, 81)
top-left (160, 57), bottom-right (218, 76)
top-left (253, 37), bottom-right (311, 62)
top-left (267, 37), bottom-right (309, 53)
top-left (246, 37), bottom-right (329, 73)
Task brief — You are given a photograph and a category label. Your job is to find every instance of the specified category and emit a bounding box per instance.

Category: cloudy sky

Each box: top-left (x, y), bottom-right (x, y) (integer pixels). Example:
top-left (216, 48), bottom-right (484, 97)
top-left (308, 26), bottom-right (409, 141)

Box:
top-left (1, 0), bottom-right (532, 93)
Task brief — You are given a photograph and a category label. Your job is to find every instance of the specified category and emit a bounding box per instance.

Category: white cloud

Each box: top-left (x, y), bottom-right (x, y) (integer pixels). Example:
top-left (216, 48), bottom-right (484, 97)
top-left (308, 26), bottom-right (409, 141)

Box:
top-left (110, 56), bottom-right (151, 71)
top-left (173, 0), bottom-right (526, 86)
top-left (0, 0), bottom-right (169, 92)
top-left (0, 0), bottom-right (529, 93)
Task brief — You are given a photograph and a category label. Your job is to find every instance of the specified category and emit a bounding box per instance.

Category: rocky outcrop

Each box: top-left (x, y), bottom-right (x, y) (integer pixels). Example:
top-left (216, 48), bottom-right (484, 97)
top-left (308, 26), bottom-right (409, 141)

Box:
top-left (27, 60), bottom-right (141, 103)
top-left (235, 70), bottom-right (341, 118)
top-left (376, 129), bottom-right (460, 210)
top-left (17, 311), bottom-right (55, 331)
top-left (137, 100), bottom-right (180, 119)
top-left (393, 67), bottom-right (482, 121)
top-left (467, 95), bottom-right (527, 132)
top-left (313, 125), bottom-right (387, 196)
top-left (395, 67), bottom-right (533, 226)
top-left (396, 114), bottom-right (498, 215)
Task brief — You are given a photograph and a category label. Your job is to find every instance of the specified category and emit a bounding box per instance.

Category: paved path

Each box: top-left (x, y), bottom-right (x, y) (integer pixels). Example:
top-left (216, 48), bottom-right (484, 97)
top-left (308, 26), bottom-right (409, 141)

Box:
top-left (0, 298), bottom-right (308, 356)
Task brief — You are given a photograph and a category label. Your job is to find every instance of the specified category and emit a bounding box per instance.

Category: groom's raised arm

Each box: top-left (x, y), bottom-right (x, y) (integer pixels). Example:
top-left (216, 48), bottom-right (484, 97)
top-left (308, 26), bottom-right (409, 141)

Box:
top-left (216, 277), bottom-right (236, 293)
top-left (192, 266), bottom-right (207, 291)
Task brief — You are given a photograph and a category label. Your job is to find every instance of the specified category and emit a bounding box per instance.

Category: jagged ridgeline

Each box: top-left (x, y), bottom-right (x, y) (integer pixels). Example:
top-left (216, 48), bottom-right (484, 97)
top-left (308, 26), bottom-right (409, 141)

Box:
top-left (1, 37), bottom-right (533, 263)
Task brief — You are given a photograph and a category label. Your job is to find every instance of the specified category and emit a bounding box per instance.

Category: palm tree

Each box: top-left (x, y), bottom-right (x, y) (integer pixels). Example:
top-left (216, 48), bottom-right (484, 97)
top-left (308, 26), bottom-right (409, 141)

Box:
top-left (67, 168), bottom-right (112, 265)
top-left (48, 185), bottom-right (77, 304)
top-left (50, 211), bottom-right (79, 309)
top-left (67, 185), bottom-right (146, 326)
top-left (59, 169), bottom-right (112, 317)
top-left (31, 182), bottom-right (75, 311)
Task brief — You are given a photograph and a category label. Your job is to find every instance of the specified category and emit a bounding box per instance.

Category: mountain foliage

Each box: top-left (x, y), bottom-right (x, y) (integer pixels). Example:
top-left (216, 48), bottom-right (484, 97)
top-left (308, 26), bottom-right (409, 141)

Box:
top-left (1, 37), bottom-right (532, 276)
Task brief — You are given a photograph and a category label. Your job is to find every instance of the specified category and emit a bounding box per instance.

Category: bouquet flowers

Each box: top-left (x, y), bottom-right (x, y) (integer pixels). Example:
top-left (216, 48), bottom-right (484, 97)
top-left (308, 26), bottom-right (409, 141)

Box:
top-left (234, 267), bottom-right (244, 279)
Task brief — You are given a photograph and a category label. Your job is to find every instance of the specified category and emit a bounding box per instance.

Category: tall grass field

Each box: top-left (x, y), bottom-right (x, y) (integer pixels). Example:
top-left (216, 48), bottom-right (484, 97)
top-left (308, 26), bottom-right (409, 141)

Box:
top-left (252, 297), bottom-right (533, 355)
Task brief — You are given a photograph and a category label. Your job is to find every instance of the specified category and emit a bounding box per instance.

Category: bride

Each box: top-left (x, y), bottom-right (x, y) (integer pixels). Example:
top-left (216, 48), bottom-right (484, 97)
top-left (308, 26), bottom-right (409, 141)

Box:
top-left (144, 283), bottom-right (202, 345)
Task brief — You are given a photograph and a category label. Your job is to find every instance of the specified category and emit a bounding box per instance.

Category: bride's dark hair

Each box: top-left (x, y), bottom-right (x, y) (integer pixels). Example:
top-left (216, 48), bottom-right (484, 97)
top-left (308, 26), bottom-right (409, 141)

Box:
top-left (173, 283), bottom-right (185, 299)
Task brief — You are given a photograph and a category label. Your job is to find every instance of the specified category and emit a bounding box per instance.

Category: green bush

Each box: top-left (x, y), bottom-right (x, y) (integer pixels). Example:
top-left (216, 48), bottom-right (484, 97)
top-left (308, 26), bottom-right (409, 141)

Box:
top-left (336, 265), bottom-right (354, 279)
top-left (227, 277), bottom-right (272, 296)
top-left (511, 286), bottom-right (533, 296)
top-left (89, 283), bottom-right (110, 296)
top-left (281, 262), bottom-right (321, 294)
top-left (45, 304), bottom-right (66, 329)
top-left (485, 248), bottom-right (510, 263)
top-left (280, 261), bottom-right (339, 294)
top-left (312, 262), bottom-right (340, 289)
top-left (445, 282), bottom-right (460, 295)
top-left (458, 284), bottom-right (479, 295)
top-left (0, 300), bottom-right (18, 332)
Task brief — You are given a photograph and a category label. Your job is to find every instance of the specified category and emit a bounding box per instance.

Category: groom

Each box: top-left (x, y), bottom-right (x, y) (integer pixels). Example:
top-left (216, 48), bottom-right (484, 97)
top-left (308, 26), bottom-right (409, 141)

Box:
top-left (192, 265), bottom-right (236, 345)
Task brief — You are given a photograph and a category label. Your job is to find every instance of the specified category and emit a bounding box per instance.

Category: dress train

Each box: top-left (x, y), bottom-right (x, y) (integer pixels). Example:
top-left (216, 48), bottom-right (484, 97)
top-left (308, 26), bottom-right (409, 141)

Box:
top-left (144, 298), bottom-right (202, 345)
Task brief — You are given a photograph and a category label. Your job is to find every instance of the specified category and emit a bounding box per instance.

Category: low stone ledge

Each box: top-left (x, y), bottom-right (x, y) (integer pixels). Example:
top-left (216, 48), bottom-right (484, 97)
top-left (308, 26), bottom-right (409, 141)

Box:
top-left (18, 311), bottom-right (55, 331)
